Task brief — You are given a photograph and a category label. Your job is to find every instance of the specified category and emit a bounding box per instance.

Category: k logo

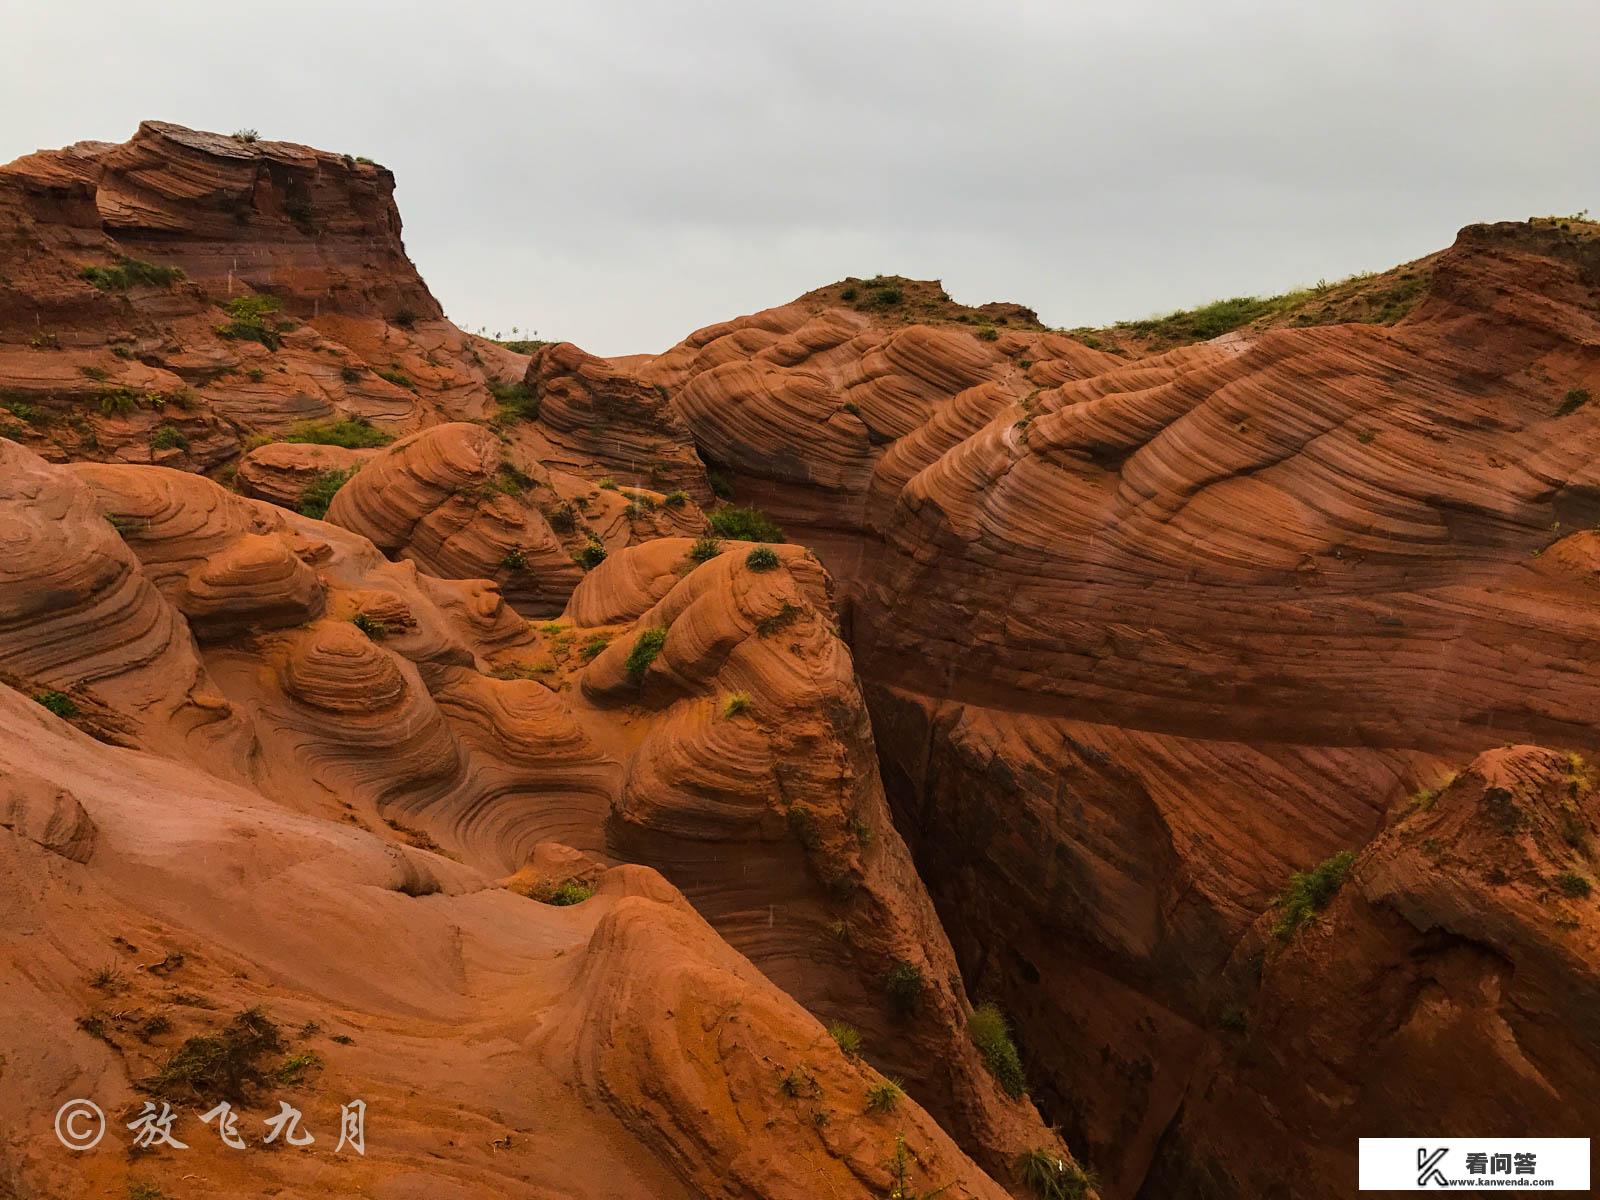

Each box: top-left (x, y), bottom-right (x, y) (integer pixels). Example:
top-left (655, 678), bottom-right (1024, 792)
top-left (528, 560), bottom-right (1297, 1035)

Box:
top-left (1417, 1148), bottom-right (1449, 1187)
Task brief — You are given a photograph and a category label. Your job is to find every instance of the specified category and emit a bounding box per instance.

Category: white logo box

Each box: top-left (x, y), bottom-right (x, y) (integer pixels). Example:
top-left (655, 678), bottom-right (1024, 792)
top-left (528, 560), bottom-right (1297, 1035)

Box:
top-left (1359, 1138), bottom-right (1590, 1191)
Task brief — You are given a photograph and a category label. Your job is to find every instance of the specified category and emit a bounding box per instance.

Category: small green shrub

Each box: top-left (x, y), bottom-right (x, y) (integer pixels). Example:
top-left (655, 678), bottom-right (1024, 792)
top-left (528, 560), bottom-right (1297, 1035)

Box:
top-left (688, 536), bottom-right (723, 562)
top-left (977, 325), bottom-right (999, 341)
top-left (708, 471), bottom-right (734, 500)
top-left (546, 503), bottom-right (577, 534)
top-left (149, 425), bottom-right (188, 451)
top-left (98, 388), bottom-right (143, 415)
top-left (232, 129), bottom-right (260, 143)
top-left (827, 1021), bottom-right (862, 1058)
top-left (864, 1079), bottom-right (901, 1113)
top-left (1555, 871), bottom-right (1592, 898)
top-left (500, 546), bottom-right (527, 571)
top-left (80, 256), bottom-right (184, 291)
top-left (275, 417), bottom-right (392, 449)
top-left (145, 1007), bottom-right (284, 1103)
top-left (720, 692), bottom-right (750, 718)
top-left (745, 546), bottom-right (780, 572)
top-left (216, 294), bottom-right (284, 349)
top-left (375, 366), bottom-right (415, 390)
top-left (578, 635), bottom-right (610, 662)
top-left (489, 379), bottom-right (540, 424)
top-left (298, 467), bottom-right (355, 520)
top-left (351, 613), bottom-right (388, 640)
top-left (884, 959), bottom-right (924, 1018)
top-left (787, 806), bottom-right (817, 849)
top-left (968, 1002), bottom-right (1026, 1097)
top-left (1017, 1148), bottom-right (1098, 1200)
top-left (340, 365), bottom-right (364, 384)
top-left (536, 879), bottom-right (595, 906)
top-left (624, 627), bottom-right (668, 682)
top-left (840, 286), bottom-right (859, 301)
top-left (393, 308), bottom-right (418, 330)
top-left (1556, 387), bottom-right (1591, 417)
top-left (663, 489), bottom-right (689, 507)
top-left (34, 690), bottom-right (79, 719)
top-left (869, 285), bottom-right (903, 307)
top-left (574, 539), bottom-right (607, 569)
top-left (708, 505), bottom-right (784, 543)
top-left (1272, 849), bottom-right (1356, 938)
top-left (275, 1051), bottom-right (321, 1085)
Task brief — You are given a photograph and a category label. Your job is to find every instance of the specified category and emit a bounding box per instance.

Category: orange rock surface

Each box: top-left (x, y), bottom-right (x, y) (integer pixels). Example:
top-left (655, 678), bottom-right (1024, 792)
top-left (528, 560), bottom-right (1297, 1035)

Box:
top-left (7, 119), bottom-right (1600, 1200)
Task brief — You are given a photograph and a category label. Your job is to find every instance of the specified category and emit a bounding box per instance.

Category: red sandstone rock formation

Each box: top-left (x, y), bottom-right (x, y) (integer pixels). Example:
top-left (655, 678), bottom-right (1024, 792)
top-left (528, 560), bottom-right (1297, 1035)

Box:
top-left (8, 117), bottom-right (1600, 1200)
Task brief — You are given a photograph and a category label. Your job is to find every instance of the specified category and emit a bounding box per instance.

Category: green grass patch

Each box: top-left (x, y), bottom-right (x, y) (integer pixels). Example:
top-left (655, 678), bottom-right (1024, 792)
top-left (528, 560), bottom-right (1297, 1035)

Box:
top-left (720, 692), bottom-right (750, 718)
top-left (144, 1007), bottom-right (284, 1104)
top-left (1555, 871), bottom-right (1592, 898)
top-left (299, 467), bottom-right (355, 520)
top-left (745, 546), bottom-right (780, 572)
top-left (624, 627), bottom-right (667, 682)
top-left (1017, 1148), bottom-right (1098, 1200)
top-left (274, 417), bottom-right (392, 449)
top-left (216, 294), bottom-right (284, 349)
top-left (708, 505), bottom-right (784, 543)
top-left (351, 612), bottom-right (388, 640)
top-left (34, 690), bottom-right (78, 719)
top-left (864, 1079), bottom-right (901, 1114)
top-left (688, 536), bottom-right (723, 563)
top-left (80, 256), bottom-right (184, 292)
top-left (489, 379), bottom-right (540, 424)
top-left (1272, 849), bottom-right (1356, 939)
top-left (149, 425), bottom-right (188, 451)
top-left (827, 1021), bottom-right (862, 1058)
top-left (1556, 387), bottom-right (1591, 417)
top-left (884, 959), bottom-right (924, 1018)
top-left (968, 1002), bottom-right (1026, 1097)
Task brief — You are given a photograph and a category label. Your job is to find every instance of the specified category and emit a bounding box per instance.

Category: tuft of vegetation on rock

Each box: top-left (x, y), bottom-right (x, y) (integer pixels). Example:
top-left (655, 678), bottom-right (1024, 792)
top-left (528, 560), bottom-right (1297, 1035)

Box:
top-left (489, 379), bottom-right (540, 425)
top-left (884, 959), bottom-right (924, 1018)
top-left (864, 1078), bottom-right (902, 1113)
top-left (1271, 849), bottom-right (1356, 938)
top-left (708, 505), bottom-right (784, 543)
top-left (143, 1007), bottom-right (284, 1103)
top-left (1016, 1148), bottom-right (1098, 1200)
top-left (80, 256), bottom-right (184, 292)
top-left (216, 294), bottom-right (284, 349)
top-left (1556, 387), bottom-right (1591, 416)
top-left (688, 537), bottom-right (723, 563)
top-left (827, 1021), bottom-right (862, 1058)
top-left (273, 417), bottom-right (392, 449)
top-left (624, 627), bottom-right (668, 682)
top-left (968, 1002), bottom-right (1026, 1097)
top-left (745, 546), bottom-right (780, 572)
top-left (34, 690), bottom-right (79, 719)
top-left (298, 467), bottom-right (355, 520)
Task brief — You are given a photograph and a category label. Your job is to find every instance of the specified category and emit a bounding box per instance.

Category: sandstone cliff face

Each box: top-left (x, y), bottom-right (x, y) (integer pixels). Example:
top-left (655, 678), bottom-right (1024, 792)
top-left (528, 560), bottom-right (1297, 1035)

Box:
top-left (621, 219), bottom-right (1600, 1195)
top-left (8, 118), bottom-right (1600, 1200)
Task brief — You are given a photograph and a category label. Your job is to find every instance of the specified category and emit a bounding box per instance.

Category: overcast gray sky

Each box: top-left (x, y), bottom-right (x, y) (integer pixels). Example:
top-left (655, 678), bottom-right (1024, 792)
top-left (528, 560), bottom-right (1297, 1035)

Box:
top-left (7, 1), bottom-right (1597, 355)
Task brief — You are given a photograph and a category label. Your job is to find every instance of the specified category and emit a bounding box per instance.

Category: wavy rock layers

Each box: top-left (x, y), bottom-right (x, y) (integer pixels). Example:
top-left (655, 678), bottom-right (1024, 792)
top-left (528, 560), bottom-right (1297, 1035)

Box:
top-left (0, 441), bottom-right (230, 755)
top-left (546, 877), bottom-right (1014, 1200)
top-left (14, 120), bottom-right (440, 321)
top-left (326, 422), bottom-right (586, 615)
top-left (0, 685), bottom-right (1013, 1200)
top-left (0, 122), bottom-right (509, 468)
top-left (638, 295), bottom-right (1122, 536)
top-left (1143, 746), bottom-right (1600, 1198)
top-left (631, 225), bottom-right (1600, 1196)
top-left (564, 540), bottom-right (1069, 1180)
top-left (527, 340), bottom-right (713, 503)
